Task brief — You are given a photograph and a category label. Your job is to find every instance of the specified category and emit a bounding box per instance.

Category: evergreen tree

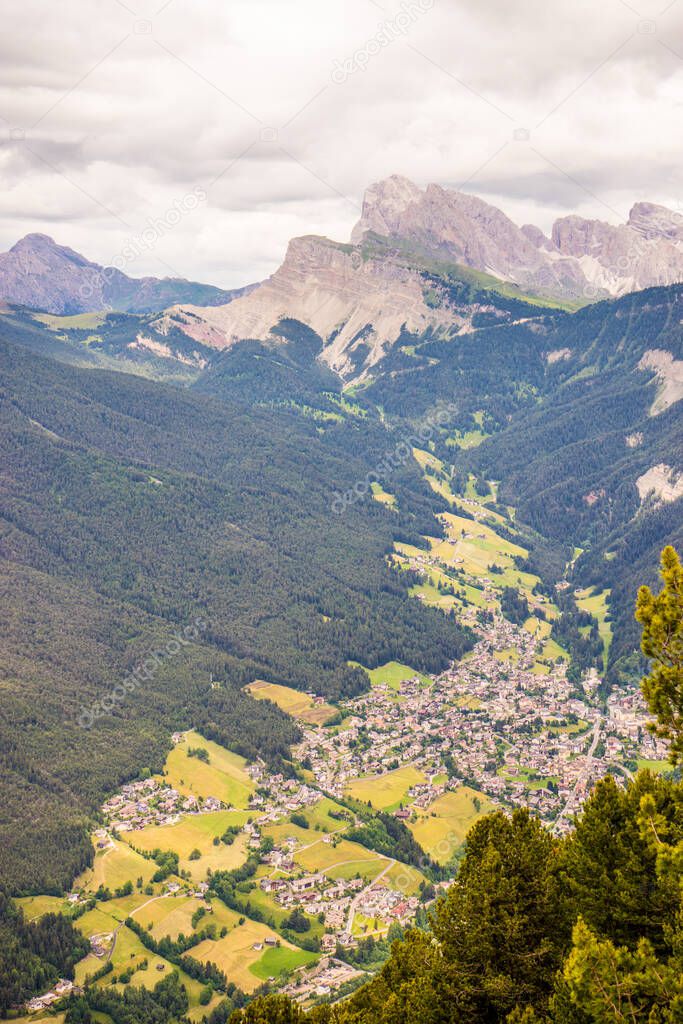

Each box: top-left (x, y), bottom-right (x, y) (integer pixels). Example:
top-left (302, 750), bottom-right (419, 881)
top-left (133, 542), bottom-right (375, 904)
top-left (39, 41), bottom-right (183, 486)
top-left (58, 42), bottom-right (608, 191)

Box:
top-left (636, 545), bottom-right (683, 763)
top-left (431, 809), bottom-right (569, 1023)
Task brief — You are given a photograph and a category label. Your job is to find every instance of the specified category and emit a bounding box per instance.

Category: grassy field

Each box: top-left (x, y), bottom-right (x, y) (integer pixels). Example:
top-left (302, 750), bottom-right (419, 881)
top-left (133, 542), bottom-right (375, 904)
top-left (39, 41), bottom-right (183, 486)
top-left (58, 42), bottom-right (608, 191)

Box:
top-left (126, 811), bottom-right (250, 881)
top-left (193, 918), bottom-right (293, 993)
top-left (130, 894), bottom-right (209, 940)
top-left (445, 420), bottom-right (489, 450)
top-left (575, 587), bottom-right (613, 671)
top-left (500, 766), bottom-right (559, 791)
top-left (249, 945), bottom-right (318, 982)
top-left (412, 448), bottom-right (457, 504)
top-left (295, 795), bottom-right (350, 832)
top-left (539, 637), bottom-right (569, 663)
top-left (636, 758), bottom-right (674, 775)
top-left (325, 858), bottom-right (388, 883)
top-left (162, 731), bottom-right (254, 807)
top-left (34, 311), bottom-right (108, 329)
top-left (345, 765), bottom-right (427, 811)
top-left (380, 860), bottom-right (427, 896)
top-left (409, 577), bottom-right (458, 612)
top-left (75, 839), bottom-right (156, 893)
top-left (409, 787), bottom-right (495, 862)
top-left (363, 661), bottom-right (432, 690)
top-left (494, 647), bottom-right (520, 664)
top-left (524, 616), bottom-right (553, 639)
top-left (75, 906), bottom-right (209, 1009)
top-left (454, 694), bottom-right (482, 710)
top-left (294, 835), bottom-right (387, 877)
top-left (16, 895), bottom-right (70, 920)
top-left (371, 481), bottom-right (398, 510)
top-left (244, 680), bottom-right (337, 726)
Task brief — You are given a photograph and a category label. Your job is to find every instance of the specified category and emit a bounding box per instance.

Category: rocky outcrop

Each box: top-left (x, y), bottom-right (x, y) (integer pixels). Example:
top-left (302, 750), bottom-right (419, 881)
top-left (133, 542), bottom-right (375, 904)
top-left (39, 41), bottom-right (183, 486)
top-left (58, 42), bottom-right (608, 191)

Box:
top-left (636, 464), bottom-right (683, 505)
top-left (164, 235), bottom-right (499, 379)
top-left (0, 233), bottom-right (248, 315)
top-left (161, 177), bottom-right (683, 382)
top-left (638, 349), bottom-right (683, 415)
top-left (352, 176), bottom-right (683, 300)
top-left (351, 175), bottom-right (588, 300)
top-left (551, 207), bottom-right (683, 297)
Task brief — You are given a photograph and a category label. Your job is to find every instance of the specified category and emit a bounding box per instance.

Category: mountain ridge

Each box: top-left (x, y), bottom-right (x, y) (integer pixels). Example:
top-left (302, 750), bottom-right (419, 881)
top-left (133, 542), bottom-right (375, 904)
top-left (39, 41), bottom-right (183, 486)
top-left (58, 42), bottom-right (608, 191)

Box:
top-left (0, 232), bottom-right (254, 315)
top-left (160, 176), bottom-right (683, 379)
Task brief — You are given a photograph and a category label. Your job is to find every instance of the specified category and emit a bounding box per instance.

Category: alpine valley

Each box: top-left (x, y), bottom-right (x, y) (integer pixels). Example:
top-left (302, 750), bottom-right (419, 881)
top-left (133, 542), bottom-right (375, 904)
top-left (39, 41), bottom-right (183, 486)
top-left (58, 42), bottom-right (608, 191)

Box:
top-left (1, 177), bottom-right (682, 1023)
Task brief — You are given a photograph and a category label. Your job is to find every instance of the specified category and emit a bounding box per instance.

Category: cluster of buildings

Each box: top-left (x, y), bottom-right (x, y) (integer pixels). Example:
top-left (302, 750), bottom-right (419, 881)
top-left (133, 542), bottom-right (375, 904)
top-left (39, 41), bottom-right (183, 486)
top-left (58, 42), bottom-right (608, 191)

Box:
top-left (294, 615), bottom-right (668, 833)
top-left (246, 769), bottom-right (320, 821)
top-left (25, 980), bottom-right (76, 1013)
top-left (281, 957), bottom-right (364, 1004)
top-left (261, 869), bottom-right (365, 931)
top-left (101, 777), bottom-right (222, 831)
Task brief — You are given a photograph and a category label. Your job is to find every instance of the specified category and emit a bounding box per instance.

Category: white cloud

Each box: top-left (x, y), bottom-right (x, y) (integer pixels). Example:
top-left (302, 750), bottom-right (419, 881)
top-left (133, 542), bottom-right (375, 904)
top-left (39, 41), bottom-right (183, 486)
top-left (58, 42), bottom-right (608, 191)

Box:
top-left (0, 0), bottom-right (682, 286)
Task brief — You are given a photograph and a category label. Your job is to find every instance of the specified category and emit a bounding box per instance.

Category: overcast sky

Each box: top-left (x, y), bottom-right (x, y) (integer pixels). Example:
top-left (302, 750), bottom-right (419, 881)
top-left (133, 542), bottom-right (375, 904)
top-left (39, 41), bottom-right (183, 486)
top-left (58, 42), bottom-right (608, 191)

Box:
top-left (1, 0), bottom-right (682, 287)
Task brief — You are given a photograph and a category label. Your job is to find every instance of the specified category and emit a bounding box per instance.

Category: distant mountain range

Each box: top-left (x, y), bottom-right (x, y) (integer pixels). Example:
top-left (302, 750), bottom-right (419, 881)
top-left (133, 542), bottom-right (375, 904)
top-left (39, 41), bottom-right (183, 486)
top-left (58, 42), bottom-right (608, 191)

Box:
top-left (159, 176), bottom-right (683, 379)
top-left (3, 180), bottom-right (683, 372)
top-left (0, 232), bottom-right (254, 315)
top-left (352, 176), bottom-right (683, 299)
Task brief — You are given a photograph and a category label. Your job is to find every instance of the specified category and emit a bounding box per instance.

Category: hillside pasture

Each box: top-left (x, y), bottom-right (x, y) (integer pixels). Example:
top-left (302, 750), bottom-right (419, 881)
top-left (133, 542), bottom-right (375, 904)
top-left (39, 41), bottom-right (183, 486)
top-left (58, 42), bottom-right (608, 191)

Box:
top-left (244, 680), bottom-right (337, 726)
top-left (409, 787), bottom-right (495, 862)
top-left (161, 731), bottom-right (254, 807)
top-left (126, 810), bottom-right (250, 881)
top-left (345, 765), bottom-right (427, 811)
top-left (75, 839), bottom-right (155, 894)
top-left (192, 918), bottom-right (293, 993)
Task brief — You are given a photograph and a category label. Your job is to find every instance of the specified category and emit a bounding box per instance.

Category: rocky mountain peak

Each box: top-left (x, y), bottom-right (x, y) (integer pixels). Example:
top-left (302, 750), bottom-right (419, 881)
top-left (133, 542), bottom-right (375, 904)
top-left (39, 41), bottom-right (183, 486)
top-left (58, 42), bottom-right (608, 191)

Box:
top-left (0, 234), bottom-right (246, 315)
top-left (628, 201), bottom-right (683, 241)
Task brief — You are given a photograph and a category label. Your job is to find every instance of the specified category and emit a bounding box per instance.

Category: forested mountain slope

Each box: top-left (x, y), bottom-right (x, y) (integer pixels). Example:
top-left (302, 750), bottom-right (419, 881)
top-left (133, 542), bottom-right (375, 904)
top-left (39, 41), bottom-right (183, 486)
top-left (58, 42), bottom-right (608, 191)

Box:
top-left (0, 338), bottom-right (470, 893)
top-left (466, 286), bottom-right (683, 677)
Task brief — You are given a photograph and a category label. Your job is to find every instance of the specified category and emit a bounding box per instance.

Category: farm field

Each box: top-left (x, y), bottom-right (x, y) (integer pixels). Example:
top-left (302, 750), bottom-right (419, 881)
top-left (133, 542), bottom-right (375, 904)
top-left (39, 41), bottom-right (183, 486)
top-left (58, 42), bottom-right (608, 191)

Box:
top-left (524, 616), bottom-right (553, 639)
top-left (324, 858), bottom-right (388, 884)
top-left (130, 894), bottom-right (212, 940)
top-left (636, 758), bottom-right (673, 775)
top-left (261, 819), bottom-right (335, 851)
top-left (539, 637), bottom-right (569, 662)
top-left (192, 917), bottom-right (297, 992)
top-left (379, 860), bottom-right (427, 896)
top-left (126, 810), bottom-right (250, 880)
top-left (499, 766), bottom-right (559, 791)
top-left (411, 448), bottom-right (457, 504)
top-left (410, 577), bottom-right (458, 612)
top-left (295, 795), bottom-right (351, 831)
top-left (345, 765), bottom-right (427, 811)
top-left (16, 895), bottom-right (69, 920)
top-left (294, 835), bottom-right (388, 878)
top-left (409, 787), bottom-right (495, 862)
top-left (162, 731), bottom-right (254, 807)
top-left (75, 838), bottom-right (156, 893)
top-left (34, 311), bottom-right (108, 330)
top-left (244, 680), bottom-right (337, 726)
top-left (249, 945), bottom-right (318, 982)
top-left (74, 906), bottom-right (208, 1007)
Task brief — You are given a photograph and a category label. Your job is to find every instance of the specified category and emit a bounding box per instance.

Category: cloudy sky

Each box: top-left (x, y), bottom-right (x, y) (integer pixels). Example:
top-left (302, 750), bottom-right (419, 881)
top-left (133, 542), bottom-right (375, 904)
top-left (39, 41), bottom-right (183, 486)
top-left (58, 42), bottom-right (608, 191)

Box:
top-left (1, 0), bottom-right (682, 286)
